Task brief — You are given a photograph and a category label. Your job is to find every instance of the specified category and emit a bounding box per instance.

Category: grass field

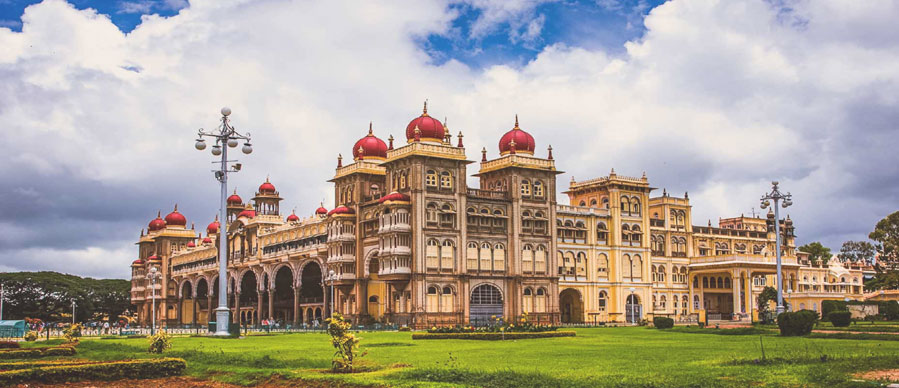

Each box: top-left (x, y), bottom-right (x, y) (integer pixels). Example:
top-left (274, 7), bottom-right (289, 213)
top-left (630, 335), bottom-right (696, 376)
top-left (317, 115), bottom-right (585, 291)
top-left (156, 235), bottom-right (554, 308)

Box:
top-left (49, 327), bottom-right (899, 387)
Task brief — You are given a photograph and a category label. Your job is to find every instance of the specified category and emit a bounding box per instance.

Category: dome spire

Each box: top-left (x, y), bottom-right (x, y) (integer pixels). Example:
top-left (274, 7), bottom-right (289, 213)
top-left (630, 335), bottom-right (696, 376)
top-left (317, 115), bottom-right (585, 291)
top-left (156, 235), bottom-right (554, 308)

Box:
top-left (388, 134), bottom-right (394, 150)
top-left (514, 114), bottom-right (519, 130)
top-left (337, 153), bottom-right (343, 168)
top-left (422, 99), bottom-right (428, 116)
top-left (547, 145), bottom-right (553, 160)
top-left (368, 121), bottom-right (373, 136)
top-left (457, 131), bottom-right (464, 147)
top-left (481, 147), bottom-right (487, 162)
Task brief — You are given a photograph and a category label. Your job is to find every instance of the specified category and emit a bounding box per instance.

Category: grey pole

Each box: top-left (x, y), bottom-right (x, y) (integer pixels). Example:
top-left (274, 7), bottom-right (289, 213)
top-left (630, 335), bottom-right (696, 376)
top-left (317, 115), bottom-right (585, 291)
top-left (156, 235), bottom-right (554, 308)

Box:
top-left (760, 181), bottom-right (791, 315)
top-left (214, 111), bottom-right (231, 337)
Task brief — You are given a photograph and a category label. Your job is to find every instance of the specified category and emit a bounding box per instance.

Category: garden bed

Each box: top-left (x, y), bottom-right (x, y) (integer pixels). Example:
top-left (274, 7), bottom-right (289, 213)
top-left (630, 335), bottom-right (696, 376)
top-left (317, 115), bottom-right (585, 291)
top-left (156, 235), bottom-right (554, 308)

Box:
top-left (0, 357), bottom-right (186, 385)
top-left (412, 331), bottom-right (575, 340)
top-left (0, 346), bottom-right (76, 359)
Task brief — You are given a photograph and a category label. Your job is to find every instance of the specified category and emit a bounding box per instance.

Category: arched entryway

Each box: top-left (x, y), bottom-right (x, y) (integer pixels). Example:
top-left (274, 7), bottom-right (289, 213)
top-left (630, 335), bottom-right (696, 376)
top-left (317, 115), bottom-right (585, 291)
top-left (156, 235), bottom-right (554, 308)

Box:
top-left (367, 257), bottom-right (386, 320)
top-left (299, 261), bottom-right (324, 324)
top-left (470, 284), bottom-right (503, 325)
top-left (273, 266), bottom-right (294, 323)
top-left (195, 278), bottom-right (210, 325)
top-left (559, 288), bottom-right (584, 323)
top-left (625, 294), bottom-right (642, 323)
top-left (239, 271), bottom-right (259, 325)
top-left (179, 281), bottom-right (194, 325)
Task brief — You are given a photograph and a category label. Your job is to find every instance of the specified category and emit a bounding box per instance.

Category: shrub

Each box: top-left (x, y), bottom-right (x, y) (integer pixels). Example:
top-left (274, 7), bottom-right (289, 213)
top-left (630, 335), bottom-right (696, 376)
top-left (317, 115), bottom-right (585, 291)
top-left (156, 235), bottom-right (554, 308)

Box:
top-left (0, 342), bottom-right (20, 349)
top-left (23, 332), bottom-right (38, 342)
top-left (0, 346), bottom-right (76, 360)
top-left (412, 331), bottom-right (576, 340)
top-left (881, 300), bottom-right (899, 321)
top-left (63, 323), bottom-right (82, 343)
top-left (828, 311), bottom-right (852, 327)
top-left (147, 331), bottom-right (172, 354)
top-left (397, 326), bottom-right (411, 332)
top-left (778, 309), bottom-right (818, 336)
top-left (326, 313), bottom-right (366, 373)
top-left (653, 317), bottom-right (674, 329)
top-left (0, 358), bottom-right (186, 385)
top-left (821, 300), bottom-right (846, 320)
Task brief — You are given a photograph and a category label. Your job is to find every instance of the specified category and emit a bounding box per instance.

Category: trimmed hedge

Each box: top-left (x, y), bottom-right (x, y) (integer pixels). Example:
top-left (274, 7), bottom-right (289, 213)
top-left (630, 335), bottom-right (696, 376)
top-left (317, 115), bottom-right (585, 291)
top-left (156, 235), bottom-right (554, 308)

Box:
top-left (0, 342), bottom-right (20, 349)
top-left (653, 317), bottom-right (674, 329)
top-left (0, 357), bottom-right (186, 386)
top-left (778, 309), bottom-right (819, 336)
top-left (828, 311), bottom-right (852, 327)
top-left (412, 331), bottom-right (576, 340)
top-left (0, 346), bottom-right (76, 359)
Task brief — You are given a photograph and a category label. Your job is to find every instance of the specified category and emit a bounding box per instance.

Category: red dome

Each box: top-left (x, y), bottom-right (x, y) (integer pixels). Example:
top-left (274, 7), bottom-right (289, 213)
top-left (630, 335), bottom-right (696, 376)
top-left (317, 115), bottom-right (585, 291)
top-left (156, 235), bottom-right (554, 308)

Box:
top-left (286, 211), bottom-right (300, 222)
top-left (131, 258), bottom-right (144, 266)
top-left (378, 191), bottom-right (410, 203)
top-left (187, 241), bottom-right (196, 248)
top-left (164, 205), bottom-right (187, 226)
top-left (498, 116), bottom-right (535, 155)
top-left (227, 191), bottom-right (242, 205)
top-left (315, 205), bottom-right (328, 215)
top-left (405, 102), bottom-right (445, 142)
top-left (259, 178), bottom-right (276, 194)
top-left (147, 255), bottom-right (161, 262)
top-left (328, 205), bottom-right (355, 216)
top-left (202, 237), bottom-right (213, 244)
top-left (238, 209), bottom-right (256, 218)
top-left (353, 125), bottom-right (388, 160)
top-left (148, 213), bottom-right (166, 232)
top-left (206, 219), bottom-right (220, 235)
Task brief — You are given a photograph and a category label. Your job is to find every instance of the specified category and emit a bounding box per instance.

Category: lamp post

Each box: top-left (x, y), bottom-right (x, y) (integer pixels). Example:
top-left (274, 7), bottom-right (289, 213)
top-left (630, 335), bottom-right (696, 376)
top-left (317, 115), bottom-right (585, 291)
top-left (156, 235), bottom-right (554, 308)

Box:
top-left (194, 107), bottom-right (253, 337)
top-left (760, 181), bottom-right (792, 315)
top-left (786, 289), bottom-right (793, 312)
top-left (71, 300), bottom-right (76, 325)
top-left (146, 267), bottom-right (162, 335)
top-left (328, 270), bottom-right (336, 318)
top-left (628, 287), bottom-right (636, 324)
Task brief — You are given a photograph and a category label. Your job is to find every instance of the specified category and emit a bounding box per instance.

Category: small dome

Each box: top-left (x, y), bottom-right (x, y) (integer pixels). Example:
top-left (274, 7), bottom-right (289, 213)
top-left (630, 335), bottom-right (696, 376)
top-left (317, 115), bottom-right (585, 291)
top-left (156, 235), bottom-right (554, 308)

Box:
top-left (164, 205), bottom-right (187, 226)
top-left (259, 178), bottom-right (276, 194)
top-left (286, 211), bottom-right (300, 222)
top-left (378, 191), bottom-right (410, 203)
top-left (498, 115), bottom-right (535, 155)
top-left (227, 190), bottom-right (243, 205)
top-left (148, 212), bottom-right (166, 232)
top-left (328, 205), bottom-right (355, 216)
top-left (405, 101), bottom-right (445, 142)
top-left (352, 124), bottom-right (388, 160)
top-left (187, 241), bottom-right (196, 248)
top-left (131, 258), bottom-right (144, 266)
top-left (147, 255), bottom-right (161, 262)
top-left (315, 204), bottom-right (328, 215)
top-left (202, 237), bottom-right (213, 244)
top-left (206, 219), bottom-right (220, 235)
top-left (238, 208), bottom-right (256, 219)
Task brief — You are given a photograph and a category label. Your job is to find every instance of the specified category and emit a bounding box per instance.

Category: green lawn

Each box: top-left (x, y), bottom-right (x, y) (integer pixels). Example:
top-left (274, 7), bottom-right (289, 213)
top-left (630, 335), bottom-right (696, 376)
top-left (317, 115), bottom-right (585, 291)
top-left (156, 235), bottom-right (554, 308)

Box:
top-left (66, 327), bottom-right (899, 387)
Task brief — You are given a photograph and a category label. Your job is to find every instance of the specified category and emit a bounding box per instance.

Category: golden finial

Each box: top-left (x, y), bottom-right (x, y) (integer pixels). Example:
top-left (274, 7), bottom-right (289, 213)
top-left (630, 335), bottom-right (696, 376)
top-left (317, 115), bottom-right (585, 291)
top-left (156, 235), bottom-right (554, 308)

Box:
top-left (457, 131), bottom-right (464, 147)
top-left (173, 203), bottom-right (178, 212)
top-left (368, 121), bottom-right (373, 135)
top-left (422, 100), bottom-right (428, 116)
top-left (266, 175), bottom-right (270, 183)
top-left (190, 222), bottom-right (195, 230)
top-left (388, 134), bottom-right (394, 150)
top-left (514, 114), bottom-right (519, 130)
top-left (547, 145), bottom-right (553, 160)
top-left (481, 147), bottom-right (487, 162)
top-left (157, 210), bottom-right (161, 218)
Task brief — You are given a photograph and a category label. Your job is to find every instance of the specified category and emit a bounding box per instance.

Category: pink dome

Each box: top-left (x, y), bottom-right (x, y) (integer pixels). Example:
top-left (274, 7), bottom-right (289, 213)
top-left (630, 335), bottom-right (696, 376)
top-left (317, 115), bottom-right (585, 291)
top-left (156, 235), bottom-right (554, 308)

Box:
top-left (498, 116), bottom-right (535, 155)
top-left (353, 125), bottom-right (388, 160)
top-left (378, 191), bottom-right (410, 203)
top-left (148, 213), bottom-right (166, 232)
top-left (328, 205), bottom-right (355, 216)
top-left (405, 102), bottom-right (445, 142)
top-left (164, 205), bottom-right (187, 226)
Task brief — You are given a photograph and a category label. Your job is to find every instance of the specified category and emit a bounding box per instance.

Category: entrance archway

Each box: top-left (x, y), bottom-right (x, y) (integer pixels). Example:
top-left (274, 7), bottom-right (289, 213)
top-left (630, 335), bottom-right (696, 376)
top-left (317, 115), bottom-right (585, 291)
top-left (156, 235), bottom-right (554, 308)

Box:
top-left (559, 288), bottom-right (584, 323)
top-left (625, 294), bottom-right (642, 323)
top-left (273, 266), bottom-right (294, 323)
top-left (470, 284), bottom-right (503, 325)
top-left (239, 271), bottom-right (259, 325)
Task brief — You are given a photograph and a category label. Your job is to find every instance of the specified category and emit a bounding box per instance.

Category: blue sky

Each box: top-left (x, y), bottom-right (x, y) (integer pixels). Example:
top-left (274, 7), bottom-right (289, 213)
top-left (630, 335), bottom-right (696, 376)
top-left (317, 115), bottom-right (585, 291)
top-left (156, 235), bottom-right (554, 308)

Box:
top-left (1, 0), bottom-right (665, 68)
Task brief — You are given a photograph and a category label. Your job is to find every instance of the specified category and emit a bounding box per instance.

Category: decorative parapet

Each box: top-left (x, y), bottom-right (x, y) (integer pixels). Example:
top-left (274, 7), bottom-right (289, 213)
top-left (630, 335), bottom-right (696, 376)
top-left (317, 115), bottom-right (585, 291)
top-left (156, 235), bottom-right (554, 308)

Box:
top-left (556, 204), bottom-right (610, 217)
top-left (478, 154), bottom-right (556, 174)
top-left (333, 160), bottom-right (387, 179)
top-left (387, 142), bottom-right (467, 161)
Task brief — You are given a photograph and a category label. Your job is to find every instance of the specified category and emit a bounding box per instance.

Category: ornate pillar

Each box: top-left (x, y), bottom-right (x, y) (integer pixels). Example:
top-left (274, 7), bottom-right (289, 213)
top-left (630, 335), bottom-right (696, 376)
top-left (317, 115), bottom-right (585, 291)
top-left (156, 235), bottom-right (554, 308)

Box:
top-left (293, 286), bottom-right (300, 325)
top-left (744, 271), bottom-right (753, 314)
top-left (207, 294), bottom-right (214, 323)
top-left (688, 274), bottom-right (695, 313)
top-left (233, 292), bottom-right (241, 324)
top-left (731, 271), bottom-right (740, 317)
top-left (257, 288), bottom-right (264, 325)
top-left (192, 297), bottom-right (198, 326)
top-left (177, 296), bottom-right (183, 325)
top-left (268, 286), bottom-right (275, 321)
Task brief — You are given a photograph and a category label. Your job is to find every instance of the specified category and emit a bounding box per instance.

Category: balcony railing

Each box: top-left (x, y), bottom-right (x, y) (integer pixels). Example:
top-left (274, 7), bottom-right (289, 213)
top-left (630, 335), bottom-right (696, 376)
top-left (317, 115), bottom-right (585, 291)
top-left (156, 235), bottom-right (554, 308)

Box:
top-left (467, 188), bottom-right (509, 200)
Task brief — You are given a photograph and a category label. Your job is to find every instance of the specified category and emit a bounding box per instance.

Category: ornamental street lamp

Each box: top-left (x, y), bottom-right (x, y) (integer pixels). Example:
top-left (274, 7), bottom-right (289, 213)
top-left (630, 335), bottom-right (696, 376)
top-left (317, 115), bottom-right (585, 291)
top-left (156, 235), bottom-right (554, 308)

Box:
top-left (760, 181), bottom-right (792, 315)
top-left (195, 107), bottom-right (253, 337)
top-left (328, 270), bottom-right (336, 318)
top-left (71, 300), bottom-right (76, 325)
top-left (628, 287), bottom-right (636, 324)
top-left (786, 289), bottom-right (793, 312)
top-left (146, 267), bottom-right (162, 335)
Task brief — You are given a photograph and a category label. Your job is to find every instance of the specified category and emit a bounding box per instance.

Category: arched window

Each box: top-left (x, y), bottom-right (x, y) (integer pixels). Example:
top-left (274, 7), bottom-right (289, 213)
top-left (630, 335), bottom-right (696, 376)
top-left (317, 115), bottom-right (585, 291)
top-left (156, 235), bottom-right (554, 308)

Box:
top-left (621, 224), bottom-right (630, 243)
top-left (426, 203), bottom-right (438, 224)
top-left (682, 295), bottom-right (689, 315)
top-left (426, 286), bottom-right (439, 312)
top-left (590, 198), bottom-right (598, 207)
top-left (426, 239), bottom-right (439, 269)
top-left (480, 243), bottom-right (492, 272)
top-left (440, 286), bottom-right (454, 313)
top-left (493, 243), bottom-right (506, 271)
top-left (598, 291), bottom-right (608, 312)
top-left (521, 180), bottom-right (532, 196)
top-left (623, 254), bottom-right (632, 279)
top-left (440, 171), bottom-right (452, 189)
top-left (425, 170), bottom-right (438, 187)
top-left (576, 252), bottom-right (587, 275)
top-left (597, 253), bottom-right (609, 278)
top-left (631, 198), bottom-right (641, 215)
top-left (621, 196), bottom-right (631, 214)
top-left (702, 276), bottom-right (709, 288)
top-left (441, 240), bottom-right (455, 270)
top-left (579, 200), bottom-right (586, 206)
top-left (523, 287), bottom-right (534, 313)
top-left (596, 222), bottom-right (608, 242)
top-left (466, 242), bottom-right (479, 271)
top-left (534, 180), bottom-right (545, 198)
top-left (535, 287), bottom-right (547, 312)
top-left (534, 245), bottom-right (547, 273)
top-left (601, 197), bottom-right (609, 209)
top-left (522, 244), bottom-right (534, 273)
top-left (658, 265), bottom-right (666, 282)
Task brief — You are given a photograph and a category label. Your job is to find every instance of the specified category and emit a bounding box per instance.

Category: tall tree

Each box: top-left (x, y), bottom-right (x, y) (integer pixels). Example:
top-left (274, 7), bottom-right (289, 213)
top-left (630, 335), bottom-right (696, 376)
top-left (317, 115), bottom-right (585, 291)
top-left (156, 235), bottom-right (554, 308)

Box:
top-left (837, 240), bottom-right (876, 264)
top-left (870, 211), bottom-right (899, 270)
top-left (798, 242), bottom-right (832, 266)
top-left (0, 272), bottom-right (131, 322)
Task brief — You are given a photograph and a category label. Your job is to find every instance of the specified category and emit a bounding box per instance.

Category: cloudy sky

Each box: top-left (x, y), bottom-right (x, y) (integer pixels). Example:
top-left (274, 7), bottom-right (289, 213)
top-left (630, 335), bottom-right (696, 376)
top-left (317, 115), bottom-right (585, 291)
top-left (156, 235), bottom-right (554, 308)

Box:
top-left (1, 0), bottom-right (897, 279)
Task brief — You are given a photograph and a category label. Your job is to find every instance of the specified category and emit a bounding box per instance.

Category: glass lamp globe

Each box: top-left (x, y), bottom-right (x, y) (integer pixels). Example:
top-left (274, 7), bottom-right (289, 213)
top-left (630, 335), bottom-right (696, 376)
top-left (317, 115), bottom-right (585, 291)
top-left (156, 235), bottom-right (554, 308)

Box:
top-left (211, 145), bottom-right (222, 156)
top-left (227, 138), bottom-right (239, 148)
top-left (195, 139), bottom-right (206, 150)
top-left (221, 107), bottom-right (231, 116)
top-left (242, 143), bottom-right (253, 154)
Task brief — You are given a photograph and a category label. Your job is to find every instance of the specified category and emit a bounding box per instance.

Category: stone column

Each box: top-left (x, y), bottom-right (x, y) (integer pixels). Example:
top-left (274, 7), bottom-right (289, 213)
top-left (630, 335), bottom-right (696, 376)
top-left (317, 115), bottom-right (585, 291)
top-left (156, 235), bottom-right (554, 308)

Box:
top-left (688, 274), bottom-right (695, 313)
top-left (233, 292), bottom-right (241, 324)
top-left (293, 287), bottom-right (300, 325)
top-left (731, 271), bottom-right (740, 318)
top-left (257, 288), bottom-right (264, 325)
top-left (192, 298), bottom-right (198, 326)
top-left (268, 287), bottom-right (275, 321)
top-left (744, 272), bottom-right (753, 314)
top-left (207, 294), bottom-right (214, 323)
top-left (177, 297), bottom-right (183, 325)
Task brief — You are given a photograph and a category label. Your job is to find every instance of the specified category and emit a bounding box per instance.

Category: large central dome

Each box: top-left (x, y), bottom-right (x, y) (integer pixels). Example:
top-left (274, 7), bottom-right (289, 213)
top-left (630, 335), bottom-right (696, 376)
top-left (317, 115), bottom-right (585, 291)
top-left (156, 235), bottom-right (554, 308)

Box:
top-left (352, 124), bottom-right (388, 160)
top-left (405, 101), bottom-right (445, 142)
top-left (498, 115), bottom-right (535, 155)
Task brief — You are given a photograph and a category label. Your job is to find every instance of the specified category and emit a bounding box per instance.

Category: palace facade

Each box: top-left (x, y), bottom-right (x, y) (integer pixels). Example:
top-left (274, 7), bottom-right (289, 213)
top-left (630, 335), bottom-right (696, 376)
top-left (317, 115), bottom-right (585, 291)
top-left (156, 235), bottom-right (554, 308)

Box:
top-left (130, 104), bottom-right (866, 328)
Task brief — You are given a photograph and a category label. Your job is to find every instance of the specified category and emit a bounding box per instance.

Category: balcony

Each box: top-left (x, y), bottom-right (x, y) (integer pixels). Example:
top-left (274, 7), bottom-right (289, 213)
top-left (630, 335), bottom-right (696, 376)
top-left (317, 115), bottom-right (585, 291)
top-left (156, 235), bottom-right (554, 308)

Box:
top-left (467, 188), bottom-right (509, 200)
top-left (556, 204), bottom-right (610, 216)
top-left (327, 253), bottom-right (355, 264)
top-left (379, 246), bottom-right (411, 256)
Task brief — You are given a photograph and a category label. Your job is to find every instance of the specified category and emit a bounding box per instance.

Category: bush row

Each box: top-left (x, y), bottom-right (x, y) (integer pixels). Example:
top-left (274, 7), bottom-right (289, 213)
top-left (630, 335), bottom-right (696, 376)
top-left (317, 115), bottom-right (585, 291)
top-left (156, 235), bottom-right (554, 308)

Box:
top-left (0, 346), bottom-right (76, 359)
top-left (0, 360), bottom-right (101, 371)
top-left (0, 357), bottom-right (186, 386)
top-left (822, 300), bottom-right (899, 321)
top-left (0, 342), bottom-right (20, 349)
top-left (828, 311), bottom-right (852, 327)
top-left (412, 331), bottom-right (576, 340)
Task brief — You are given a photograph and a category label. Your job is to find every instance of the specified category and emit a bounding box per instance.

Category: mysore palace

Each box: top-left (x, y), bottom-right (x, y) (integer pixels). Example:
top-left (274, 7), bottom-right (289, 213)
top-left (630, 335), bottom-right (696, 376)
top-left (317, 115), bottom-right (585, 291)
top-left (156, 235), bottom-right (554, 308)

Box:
top-left (130, 103), bottom-right (869, 328)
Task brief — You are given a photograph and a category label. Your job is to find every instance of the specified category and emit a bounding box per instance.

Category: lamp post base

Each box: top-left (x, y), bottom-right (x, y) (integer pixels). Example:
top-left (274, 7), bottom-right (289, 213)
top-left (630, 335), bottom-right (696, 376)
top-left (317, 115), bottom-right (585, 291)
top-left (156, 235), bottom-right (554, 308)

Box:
top-left (775, 305), bottom-right (785, 314)
top-left (213, 308), bottom-right (231, 336)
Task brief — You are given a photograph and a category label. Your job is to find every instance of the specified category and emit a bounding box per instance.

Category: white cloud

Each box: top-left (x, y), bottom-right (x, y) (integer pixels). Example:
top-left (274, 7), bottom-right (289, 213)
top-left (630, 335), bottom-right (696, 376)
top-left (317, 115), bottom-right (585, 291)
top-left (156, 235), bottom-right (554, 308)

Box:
top-left (1, 0), bottom-right (897, 278)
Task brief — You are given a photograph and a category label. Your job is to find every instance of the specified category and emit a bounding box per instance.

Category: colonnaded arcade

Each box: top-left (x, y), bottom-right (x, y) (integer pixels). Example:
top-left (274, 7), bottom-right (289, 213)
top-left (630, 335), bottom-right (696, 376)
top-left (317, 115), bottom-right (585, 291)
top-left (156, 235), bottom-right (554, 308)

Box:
top-left (130, 103), bottom-right (867, 328)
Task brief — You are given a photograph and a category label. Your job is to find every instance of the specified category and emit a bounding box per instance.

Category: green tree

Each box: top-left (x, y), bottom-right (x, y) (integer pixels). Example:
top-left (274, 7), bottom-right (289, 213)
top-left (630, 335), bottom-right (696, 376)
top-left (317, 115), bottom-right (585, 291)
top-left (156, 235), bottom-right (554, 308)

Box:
top-left (837, 240), bottom-right (876, 264)
top-left (798, 242), bottom-right (832, 266)
top-left (756, 286), bottom-right (778, 323)
top-left (870, 211), bottom-right (899, 270)
top-left (0, 272), bottom-right (131, 322)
